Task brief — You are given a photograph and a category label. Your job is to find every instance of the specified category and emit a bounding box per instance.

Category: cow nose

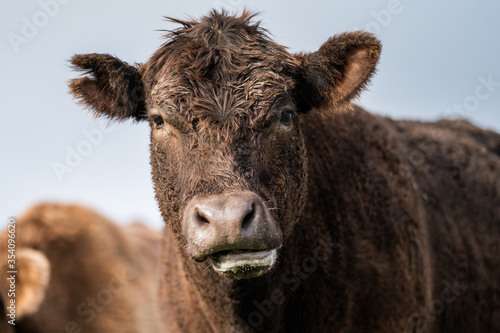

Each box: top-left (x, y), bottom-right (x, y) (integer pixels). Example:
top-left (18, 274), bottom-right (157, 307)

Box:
top-left (182, 192), bottom-right (282, 260)
top-left (190, 193), bottom-right (260, 236)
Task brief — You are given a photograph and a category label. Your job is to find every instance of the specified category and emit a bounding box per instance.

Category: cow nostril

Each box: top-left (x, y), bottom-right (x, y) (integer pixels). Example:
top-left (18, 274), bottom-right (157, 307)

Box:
top-left (241, 203), bottom-right (255, 229)
top-left (195, 210), bottom-right (210, 224)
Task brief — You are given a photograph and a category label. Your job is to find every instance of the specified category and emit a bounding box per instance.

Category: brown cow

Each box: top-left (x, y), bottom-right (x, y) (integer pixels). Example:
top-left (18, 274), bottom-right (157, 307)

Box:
top-left (68, 10), bottom-right (500, 333)
top-left (0, 203), bottom-right (163, 333)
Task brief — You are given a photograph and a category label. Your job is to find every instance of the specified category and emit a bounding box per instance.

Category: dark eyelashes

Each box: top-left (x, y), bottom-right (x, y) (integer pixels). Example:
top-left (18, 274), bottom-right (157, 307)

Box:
top-left (279, 111), bottom-right (293, 126)
top-left (152, 115), bottom-right (164, 129)
top-left (150, 107), bottom-right (296, 133)
top-left (148, 114), bottom-right (190, 133)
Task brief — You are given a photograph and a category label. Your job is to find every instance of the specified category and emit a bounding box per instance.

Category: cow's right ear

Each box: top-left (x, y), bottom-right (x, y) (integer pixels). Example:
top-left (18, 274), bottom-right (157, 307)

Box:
top-left (0, 249), bottom-right (50, 318)
top-left (69, 54), bottom-right (146, 121)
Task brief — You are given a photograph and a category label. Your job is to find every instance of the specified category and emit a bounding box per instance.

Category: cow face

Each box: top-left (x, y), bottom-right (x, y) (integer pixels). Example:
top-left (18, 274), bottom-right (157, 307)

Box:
top-left (69, 10), bottom-right (380, 279)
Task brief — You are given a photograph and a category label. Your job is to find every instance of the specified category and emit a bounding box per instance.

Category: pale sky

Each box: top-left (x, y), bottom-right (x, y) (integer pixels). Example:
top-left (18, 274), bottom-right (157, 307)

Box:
top-left (2, 0), bottom-right (499, 229)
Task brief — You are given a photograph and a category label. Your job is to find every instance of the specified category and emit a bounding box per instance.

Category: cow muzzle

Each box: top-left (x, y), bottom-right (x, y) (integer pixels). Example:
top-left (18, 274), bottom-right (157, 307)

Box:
top-left (182, 191), bottom-right (282, 279)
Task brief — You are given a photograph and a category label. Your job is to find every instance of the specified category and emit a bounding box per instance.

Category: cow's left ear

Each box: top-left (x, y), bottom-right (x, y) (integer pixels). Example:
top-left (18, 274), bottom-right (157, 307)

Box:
top-left (295, 31), bottom-right (381, 112)
top-left (69, 53), bottom-right (146, 121)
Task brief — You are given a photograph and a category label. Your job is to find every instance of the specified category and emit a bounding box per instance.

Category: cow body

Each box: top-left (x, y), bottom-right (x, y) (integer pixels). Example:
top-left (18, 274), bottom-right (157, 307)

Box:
top-left (68, 10), bottom-right (500, 332)
top-left (157, 107), bottom-right (500, 332)
top-left (0, 204), bottom-right (163, 333)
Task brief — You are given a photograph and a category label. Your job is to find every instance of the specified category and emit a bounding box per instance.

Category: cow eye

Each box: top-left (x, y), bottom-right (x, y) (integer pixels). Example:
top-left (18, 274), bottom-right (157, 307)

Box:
top-left (152, 115), bottom-right (164, 129)
top-left (279, 111), bottom-right (293, 127)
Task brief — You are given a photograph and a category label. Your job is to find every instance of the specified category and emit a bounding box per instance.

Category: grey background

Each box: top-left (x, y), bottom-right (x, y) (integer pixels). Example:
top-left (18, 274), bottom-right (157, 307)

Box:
top-left (2, 0), bottom-right (499, 229)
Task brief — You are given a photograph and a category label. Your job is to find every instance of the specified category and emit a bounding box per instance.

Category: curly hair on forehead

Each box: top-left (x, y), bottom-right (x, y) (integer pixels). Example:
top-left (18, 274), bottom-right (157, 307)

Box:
top-left (162, 9), bottom-right (265, 43)
top-left (142, 9), bottom-right (300, 84)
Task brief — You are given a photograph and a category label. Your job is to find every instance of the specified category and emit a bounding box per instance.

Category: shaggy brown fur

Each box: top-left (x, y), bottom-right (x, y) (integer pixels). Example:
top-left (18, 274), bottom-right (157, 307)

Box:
top-left (0, 204), bottom-right (163, 333)
top-left (69, 10), bottom-right (500, 332)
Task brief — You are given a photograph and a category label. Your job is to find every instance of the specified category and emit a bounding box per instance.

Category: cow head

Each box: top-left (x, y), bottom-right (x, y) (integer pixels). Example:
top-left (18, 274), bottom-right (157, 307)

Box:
top-left (69, 10), bottom-right (380, 279)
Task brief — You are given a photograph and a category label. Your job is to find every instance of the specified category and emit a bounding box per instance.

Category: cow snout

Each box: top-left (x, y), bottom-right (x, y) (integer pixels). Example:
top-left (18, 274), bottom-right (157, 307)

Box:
top-left (192, 194), bottom-right (259, 235)
top-left (182, 192), bottom-right (282, 279)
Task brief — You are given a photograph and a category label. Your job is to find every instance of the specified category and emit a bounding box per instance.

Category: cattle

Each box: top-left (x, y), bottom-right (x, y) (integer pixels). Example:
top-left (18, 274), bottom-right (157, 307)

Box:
top-left (68, 9), bottom-right (500, 333)
top-left (0, 203), bottom-right (163, 333)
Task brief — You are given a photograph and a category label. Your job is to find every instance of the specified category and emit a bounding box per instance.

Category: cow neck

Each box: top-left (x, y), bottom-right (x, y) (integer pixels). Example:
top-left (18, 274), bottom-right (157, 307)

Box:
top-left (185, 249), bottom-right (283, 331)
top-left (161, 227), bottom-right (287, 332)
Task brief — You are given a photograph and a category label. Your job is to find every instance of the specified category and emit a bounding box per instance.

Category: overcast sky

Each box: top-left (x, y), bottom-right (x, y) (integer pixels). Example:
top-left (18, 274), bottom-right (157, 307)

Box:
top-left (2, 0), bottom-right (499, 229)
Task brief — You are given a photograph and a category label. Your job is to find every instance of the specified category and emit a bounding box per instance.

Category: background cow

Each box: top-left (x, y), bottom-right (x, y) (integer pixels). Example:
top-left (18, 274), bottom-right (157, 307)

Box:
top-left (0, 203), bottom-right (163, 333)
top-left (68, 10), bottom-right (500, 333)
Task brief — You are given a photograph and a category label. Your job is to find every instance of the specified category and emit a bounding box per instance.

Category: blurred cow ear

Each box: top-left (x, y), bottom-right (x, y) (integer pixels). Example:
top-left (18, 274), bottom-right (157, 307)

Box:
top-left (69, 53), bottom-right (146, 121)
top-left (296, 31), bottom-right (381, 112)
top-left (0, 249), bottom-right (50, 318)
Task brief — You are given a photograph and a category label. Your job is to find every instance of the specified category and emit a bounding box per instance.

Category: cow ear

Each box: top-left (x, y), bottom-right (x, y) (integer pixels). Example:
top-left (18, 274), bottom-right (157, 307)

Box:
top-left (69, 53), bottom-right (146, 121)
top-left (296, 31), bottom-right (381, 112)
top-left (0, 249), bottom-right (50, 318)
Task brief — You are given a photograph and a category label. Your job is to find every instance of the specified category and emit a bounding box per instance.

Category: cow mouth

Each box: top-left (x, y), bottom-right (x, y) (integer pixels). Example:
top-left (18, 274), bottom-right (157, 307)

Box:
top-left (208, 249), bottom-right (277, 279)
